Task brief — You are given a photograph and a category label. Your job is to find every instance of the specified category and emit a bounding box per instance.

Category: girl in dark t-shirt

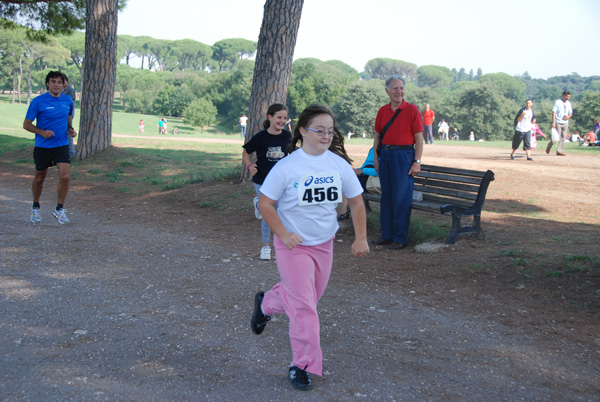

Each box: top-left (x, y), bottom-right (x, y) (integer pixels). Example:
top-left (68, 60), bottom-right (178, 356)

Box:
top-left (242, 103), bottom-right (292, 260)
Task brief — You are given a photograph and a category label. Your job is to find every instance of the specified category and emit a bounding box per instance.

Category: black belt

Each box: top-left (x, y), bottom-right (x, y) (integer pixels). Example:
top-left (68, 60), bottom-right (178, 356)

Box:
top-left (381, 145), bottom-right (414, 150)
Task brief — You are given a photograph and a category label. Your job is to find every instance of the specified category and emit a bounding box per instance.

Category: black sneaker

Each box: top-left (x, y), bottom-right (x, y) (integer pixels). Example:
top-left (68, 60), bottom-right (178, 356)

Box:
top-left (337, 211), bottom-right (350, 221)
top-left (288, 365), bottom-right (313, 390)
top-left (250, 291), bottom-right (271, 335)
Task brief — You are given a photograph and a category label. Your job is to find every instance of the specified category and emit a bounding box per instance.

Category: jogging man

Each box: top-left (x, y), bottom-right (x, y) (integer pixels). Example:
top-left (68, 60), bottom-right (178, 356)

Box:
top-left (23, 71), bottom-right (77, 224)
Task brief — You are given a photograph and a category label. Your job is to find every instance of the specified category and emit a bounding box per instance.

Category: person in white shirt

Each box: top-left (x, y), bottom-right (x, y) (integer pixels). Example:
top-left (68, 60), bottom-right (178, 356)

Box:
top-left (239, 114), bottom-right (248, 138)
top-left (547, 90), bottom-right (573, 156)
top-left (510, 100), bottom-right (535, 160)
top-left (250, 104), bottom-right (369, 391)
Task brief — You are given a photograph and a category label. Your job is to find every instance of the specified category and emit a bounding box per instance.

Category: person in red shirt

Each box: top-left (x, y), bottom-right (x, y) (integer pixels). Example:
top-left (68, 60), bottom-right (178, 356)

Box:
top-left (372, 76), bottom-right (424, 249)
top-left (422, 104), bottom-right (435, 144)
top-left (583, 131), bottom-right (596, 145)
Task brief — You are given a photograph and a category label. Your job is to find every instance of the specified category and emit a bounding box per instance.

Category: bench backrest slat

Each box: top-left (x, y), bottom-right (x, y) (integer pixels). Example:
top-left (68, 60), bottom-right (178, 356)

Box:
top-left (420, 164), bottom-right (487, 178)
top-left (421, 194), bottom-right (473, 208)
top-left (418, 171), bottom-right (484, 185)
top-left (415, 178), bottom-right (480, 193)
top-left (416, 185), bottom-right (478, 201)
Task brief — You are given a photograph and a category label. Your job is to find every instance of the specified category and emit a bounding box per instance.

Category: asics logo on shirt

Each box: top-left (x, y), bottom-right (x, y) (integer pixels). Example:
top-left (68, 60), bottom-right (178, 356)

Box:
top-left (304, 176), bottom-right (334, 186)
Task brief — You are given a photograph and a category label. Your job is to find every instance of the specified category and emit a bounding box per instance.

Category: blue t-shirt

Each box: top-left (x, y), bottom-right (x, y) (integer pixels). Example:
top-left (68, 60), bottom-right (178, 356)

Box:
top-left (25, 92), bottom-right (74, 148)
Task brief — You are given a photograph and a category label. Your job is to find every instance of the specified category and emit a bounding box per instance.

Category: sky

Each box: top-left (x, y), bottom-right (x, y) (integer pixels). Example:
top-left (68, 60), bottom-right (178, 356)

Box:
top-left (117, 0), bottom-right (600, 80)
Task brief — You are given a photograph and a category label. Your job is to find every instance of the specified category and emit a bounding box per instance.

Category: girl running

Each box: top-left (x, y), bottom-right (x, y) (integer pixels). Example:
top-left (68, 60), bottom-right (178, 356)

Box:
top-left (530, 117), bottom-right (546, 150)
top-left (242, 103), bottom-right (292, 260)
top-left (250, 104), bottom-right (370, 390)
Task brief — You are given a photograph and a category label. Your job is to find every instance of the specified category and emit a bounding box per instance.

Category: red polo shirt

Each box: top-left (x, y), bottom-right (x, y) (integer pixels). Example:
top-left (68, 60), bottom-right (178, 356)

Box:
top-left (422, 109), bottom-right (435, 125)
top-left (374, 100), bottom-right (423, 145)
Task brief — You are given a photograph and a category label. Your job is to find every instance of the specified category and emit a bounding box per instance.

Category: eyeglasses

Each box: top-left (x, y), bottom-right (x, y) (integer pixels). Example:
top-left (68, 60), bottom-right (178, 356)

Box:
top-left (304, 127), bottom-right (336, 137)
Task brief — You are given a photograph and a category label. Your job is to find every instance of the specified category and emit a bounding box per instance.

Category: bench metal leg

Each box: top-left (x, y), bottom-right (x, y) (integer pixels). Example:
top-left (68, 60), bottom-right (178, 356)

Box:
top-left (445, 214), bottom-right (462, 244)
top-left (473, 214), bottom-right (485, 238)
top-left (445, 214), bottom-right (485, 244)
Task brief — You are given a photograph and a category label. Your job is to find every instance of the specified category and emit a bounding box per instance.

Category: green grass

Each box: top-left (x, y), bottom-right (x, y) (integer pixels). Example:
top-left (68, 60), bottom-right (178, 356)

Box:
top-left (0, 133), bottom-right (242, 194)
top-left (361, 203), bottom-right (447, 245)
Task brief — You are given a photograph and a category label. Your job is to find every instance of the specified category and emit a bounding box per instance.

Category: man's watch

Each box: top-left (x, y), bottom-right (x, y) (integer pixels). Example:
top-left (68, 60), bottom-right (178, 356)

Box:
top-left (68, 126), bottom-right (74, 131)
top-left (414, 159), bottom-right (421, 164)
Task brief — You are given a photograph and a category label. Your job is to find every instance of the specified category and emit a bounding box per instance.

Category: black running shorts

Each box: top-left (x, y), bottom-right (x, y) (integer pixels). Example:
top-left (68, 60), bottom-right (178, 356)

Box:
top-left (33, 145), bottom-right (71, 171)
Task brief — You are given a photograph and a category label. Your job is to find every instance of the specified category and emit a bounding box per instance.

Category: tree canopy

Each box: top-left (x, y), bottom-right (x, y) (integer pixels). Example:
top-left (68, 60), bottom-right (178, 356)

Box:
top-left (2, 20), bottom-right (599, 142)
top-left (0, 0), bottom-right (126, 41)
top-left (364, 58), bottom-right (418, 82)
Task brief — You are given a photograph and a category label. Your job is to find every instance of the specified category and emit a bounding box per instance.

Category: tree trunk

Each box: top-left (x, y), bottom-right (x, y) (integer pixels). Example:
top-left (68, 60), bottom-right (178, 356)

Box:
top-left (26, 66), bottom-right (33, 105)
top-left (70, 55), bottom-right (84, 96)
top-left (76, 0), bottom-right (119, 160)
top-left (241, 0), bottom-right (304, 181)
top-left (11, 73), bottom-right (16, 103)
top-left (17, 55), bottom-right (22, 104)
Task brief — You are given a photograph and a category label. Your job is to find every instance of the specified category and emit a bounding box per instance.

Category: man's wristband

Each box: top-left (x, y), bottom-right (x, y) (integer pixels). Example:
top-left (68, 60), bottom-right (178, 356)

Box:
top-left (68, 126), bottom-right (74, 131)
top-left (246, 163), bottom-right (252, 170)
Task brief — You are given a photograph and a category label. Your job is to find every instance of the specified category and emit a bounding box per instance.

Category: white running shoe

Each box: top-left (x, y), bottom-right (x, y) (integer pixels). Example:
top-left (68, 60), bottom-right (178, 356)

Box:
top-left (260, 246), bottom-right (271, 260)
top-left (30, 208), bottom-right (42, 224)
top-left (53, 208), bottom-right (70, 224)
top-left (253, 197), bottom-right (262, 220)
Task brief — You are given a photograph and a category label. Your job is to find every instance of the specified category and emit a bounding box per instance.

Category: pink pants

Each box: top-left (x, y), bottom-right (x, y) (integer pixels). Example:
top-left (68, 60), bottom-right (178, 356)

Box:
top-left (261, 236), bottom-right (334, 377)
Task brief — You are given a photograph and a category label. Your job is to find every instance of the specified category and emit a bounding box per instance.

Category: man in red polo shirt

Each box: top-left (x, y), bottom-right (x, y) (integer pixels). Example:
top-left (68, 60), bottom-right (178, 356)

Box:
top-left (422, 104), bottom-right (435, 144)
top-left (372, 76), bottom-right (423, 249)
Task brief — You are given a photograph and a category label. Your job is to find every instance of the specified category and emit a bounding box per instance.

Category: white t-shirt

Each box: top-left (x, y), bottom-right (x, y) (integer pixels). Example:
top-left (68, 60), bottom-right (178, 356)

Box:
top-left (260, 148), bottom-right (363, 246)
top-left (552, 99), bottom-right (572, 124)
top-left (515, 109), bottom-right (533, 132)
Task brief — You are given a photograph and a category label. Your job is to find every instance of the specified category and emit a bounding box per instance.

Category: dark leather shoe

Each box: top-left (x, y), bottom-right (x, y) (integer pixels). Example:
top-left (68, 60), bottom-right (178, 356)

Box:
top-left (371, 238), bottom-right (393, 245)
top-left (387, 242), bottom-right (407, 250)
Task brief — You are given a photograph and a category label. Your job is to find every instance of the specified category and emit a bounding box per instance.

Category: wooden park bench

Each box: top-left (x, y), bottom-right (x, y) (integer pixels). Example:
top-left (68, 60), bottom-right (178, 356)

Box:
top-left (362, 165), bottom-right (495, 244)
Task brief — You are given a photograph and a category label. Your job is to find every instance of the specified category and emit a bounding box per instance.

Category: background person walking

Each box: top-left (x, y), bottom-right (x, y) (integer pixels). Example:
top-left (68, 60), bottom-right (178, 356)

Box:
top-left (239, 114), bottom-right (248, 138)
top-left (510, 100), bottom-right (535, 160)
top-left (547, 90), bottom-right (572, 156)
top-left (530, 117), bottom-right (546, 150)
top-left (438, 119), bottom-right (449, 141)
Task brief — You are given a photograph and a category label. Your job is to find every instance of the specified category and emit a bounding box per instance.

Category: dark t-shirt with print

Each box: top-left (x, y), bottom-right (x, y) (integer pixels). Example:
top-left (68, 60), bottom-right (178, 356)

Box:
top-left (243, 129), bottom-right (292, 185)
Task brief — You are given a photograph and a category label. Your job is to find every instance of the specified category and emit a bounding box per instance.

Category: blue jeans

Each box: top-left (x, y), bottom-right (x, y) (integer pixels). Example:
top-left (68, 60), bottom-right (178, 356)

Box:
top-left (240, 125), bottom-right (247, 138)
top-left (378, 148), bottom-right (415, 244)
top-left (424, 125), bottom-right (433, 144)
top-left (254, 182), bottom-right (272, 245)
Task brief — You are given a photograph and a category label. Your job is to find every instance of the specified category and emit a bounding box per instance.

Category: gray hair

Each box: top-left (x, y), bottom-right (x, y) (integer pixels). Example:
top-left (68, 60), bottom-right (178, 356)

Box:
top-left (385, 75), bottom-right (405, 89)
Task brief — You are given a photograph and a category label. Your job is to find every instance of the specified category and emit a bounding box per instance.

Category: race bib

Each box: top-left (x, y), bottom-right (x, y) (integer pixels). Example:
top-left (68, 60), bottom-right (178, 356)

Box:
top-left (298, 171), bottom-right (342, 206)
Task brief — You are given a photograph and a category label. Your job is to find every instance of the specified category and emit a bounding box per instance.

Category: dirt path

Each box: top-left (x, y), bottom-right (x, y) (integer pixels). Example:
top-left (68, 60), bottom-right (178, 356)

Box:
top-left (0, 142), bottom-right (598, 400)
top-left (112, 133), bottom-right (245, 145)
